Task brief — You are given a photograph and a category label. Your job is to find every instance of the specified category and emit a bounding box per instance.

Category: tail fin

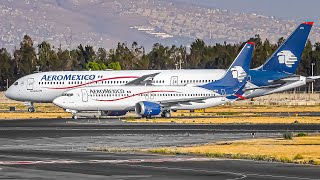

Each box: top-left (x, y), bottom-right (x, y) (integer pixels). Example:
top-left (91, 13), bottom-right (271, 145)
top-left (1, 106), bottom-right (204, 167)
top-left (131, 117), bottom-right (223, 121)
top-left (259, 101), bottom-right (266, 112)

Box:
top-left (201, 42), bottom-right (254, 94)
top-left (257, 22), bottom-right (313, 74)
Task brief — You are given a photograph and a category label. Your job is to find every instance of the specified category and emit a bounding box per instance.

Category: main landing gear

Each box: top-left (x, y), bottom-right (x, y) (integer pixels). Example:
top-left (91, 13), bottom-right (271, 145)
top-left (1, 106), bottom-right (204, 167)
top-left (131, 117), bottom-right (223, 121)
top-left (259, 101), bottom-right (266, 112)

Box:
top-left (28, 107), bottom-right (35, 113)
top-left (161, 110), bottom-right (171, 118)
top-left (25, 102), bottom-right (35, 113)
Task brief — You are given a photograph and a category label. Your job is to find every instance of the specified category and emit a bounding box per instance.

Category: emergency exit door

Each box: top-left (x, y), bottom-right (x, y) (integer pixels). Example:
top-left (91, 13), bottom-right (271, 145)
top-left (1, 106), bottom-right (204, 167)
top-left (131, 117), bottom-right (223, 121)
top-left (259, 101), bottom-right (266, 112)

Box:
top-left (81, 89), bottom-right (88, 102)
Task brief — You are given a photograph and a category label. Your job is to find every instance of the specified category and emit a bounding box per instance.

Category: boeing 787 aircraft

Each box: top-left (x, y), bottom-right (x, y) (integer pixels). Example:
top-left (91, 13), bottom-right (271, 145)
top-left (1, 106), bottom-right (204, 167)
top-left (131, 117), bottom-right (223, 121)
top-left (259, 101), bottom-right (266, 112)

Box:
top-left (5, 22), bottom-right (316, 112)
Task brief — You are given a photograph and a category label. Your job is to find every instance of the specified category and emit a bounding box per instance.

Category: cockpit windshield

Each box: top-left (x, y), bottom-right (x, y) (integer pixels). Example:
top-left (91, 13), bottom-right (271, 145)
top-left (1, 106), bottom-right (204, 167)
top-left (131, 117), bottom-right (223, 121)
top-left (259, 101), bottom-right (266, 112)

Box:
top-left (13, 82), bottom-right (18, 85)
top-left (62, 93), bottom-right (74, 97)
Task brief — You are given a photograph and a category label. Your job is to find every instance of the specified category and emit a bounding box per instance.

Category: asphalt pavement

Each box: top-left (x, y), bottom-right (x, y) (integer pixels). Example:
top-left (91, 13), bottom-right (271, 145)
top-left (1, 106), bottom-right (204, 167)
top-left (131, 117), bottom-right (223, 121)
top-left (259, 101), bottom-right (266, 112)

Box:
top-left (0, 118), bottom-right (319, 179)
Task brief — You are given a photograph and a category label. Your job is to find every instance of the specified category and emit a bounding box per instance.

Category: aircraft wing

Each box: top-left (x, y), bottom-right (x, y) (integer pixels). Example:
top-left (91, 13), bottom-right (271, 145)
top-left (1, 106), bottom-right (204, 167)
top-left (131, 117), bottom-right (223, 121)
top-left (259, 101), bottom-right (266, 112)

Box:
top-left (158, 95), bottom-right (223, 107)
top-left (244, 75), bottom-right (310, 91)
top-left (125, 73), bottom-right (160, 86)
top-left (307, 76), bottom-right (320, 81)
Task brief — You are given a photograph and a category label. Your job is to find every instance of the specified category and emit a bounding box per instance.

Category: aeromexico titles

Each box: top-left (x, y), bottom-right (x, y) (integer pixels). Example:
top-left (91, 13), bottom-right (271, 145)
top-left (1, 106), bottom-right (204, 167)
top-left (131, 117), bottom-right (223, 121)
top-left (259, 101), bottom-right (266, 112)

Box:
top-left (5, 22), bottom-right (319, 115)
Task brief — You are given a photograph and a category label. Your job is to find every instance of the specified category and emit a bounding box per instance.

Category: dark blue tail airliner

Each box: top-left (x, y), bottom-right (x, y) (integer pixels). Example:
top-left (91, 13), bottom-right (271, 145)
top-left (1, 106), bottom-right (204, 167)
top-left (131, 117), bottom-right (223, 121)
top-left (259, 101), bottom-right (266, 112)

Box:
top-left (249, 22), bottom-right (313, 87)
top-left (201, 42), bottom-right (254, 95)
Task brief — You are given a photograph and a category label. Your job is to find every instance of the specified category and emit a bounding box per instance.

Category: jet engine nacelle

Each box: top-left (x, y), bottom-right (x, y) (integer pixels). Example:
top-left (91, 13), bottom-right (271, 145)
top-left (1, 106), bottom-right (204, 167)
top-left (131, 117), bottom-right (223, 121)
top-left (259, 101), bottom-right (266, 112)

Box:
top-left (135, 101), bottom-right (161, 116)
top-left (102, 111), bottom-right (127, 116)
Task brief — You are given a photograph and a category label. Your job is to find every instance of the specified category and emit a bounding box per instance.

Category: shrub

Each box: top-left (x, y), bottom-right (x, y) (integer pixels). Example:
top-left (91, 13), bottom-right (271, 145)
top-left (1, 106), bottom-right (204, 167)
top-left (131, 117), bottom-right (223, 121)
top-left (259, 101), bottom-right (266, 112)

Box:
top-left (279, 156), bottom-right (292, 163)
top-left (149, 148), bottom-right (171, 154)
top-left (293, 154), bottom-right (304, 160)
top-left (296, 132), bottom-right (307, 137)
top-left (283, 132), bottom-right (293, 140)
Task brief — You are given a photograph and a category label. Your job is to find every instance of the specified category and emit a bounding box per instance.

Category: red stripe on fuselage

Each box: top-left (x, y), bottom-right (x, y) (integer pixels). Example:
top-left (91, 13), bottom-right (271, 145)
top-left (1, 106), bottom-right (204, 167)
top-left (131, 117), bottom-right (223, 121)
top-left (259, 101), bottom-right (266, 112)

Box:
top-left (235, 94), bottom-right (247, 100)
top-left (47, 76), bottom-right (140, 90)
top-left (95, 90), bottom-right (177, 102)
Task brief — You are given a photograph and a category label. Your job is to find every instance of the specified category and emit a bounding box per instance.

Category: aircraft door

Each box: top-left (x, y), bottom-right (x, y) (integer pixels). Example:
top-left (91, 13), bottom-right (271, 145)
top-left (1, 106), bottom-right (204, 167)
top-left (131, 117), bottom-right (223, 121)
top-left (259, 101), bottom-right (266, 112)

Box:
top-left (81, 89), bottom-right (88, 102)
top-left (144, 93), bottom-right (155, 101)
top-left (170, 76), bottom-right (178, 85)
top-left (27, 78), bottom-right (34, 90)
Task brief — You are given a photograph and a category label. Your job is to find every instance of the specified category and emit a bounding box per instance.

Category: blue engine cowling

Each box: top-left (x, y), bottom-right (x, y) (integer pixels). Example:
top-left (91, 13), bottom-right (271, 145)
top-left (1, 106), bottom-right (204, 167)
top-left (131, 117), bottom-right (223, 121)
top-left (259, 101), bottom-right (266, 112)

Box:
top-left (102, 111), bottom-right (127, 116)
top-left (135, 101), bottom-right (161, 116)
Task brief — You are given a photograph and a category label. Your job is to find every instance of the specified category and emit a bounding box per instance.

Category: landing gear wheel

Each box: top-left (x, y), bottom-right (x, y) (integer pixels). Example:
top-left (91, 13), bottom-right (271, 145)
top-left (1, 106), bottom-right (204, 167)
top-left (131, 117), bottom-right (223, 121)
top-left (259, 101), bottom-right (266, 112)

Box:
top-left (28, 107), bottom-right (35, 113)
top-left (72, 115), bottom-right (78, 120)
top-left (164, 111), bottom-right (171, 118)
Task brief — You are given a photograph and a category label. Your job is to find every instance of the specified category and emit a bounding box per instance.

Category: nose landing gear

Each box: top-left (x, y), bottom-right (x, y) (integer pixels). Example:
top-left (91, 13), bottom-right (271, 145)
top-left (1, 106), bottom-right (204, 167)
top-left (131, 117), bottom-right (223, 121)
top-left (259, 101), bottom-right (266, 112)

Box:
top-left (25, 102), bottom-right (35, 113)
top-left (66, 109), bottom-right (78, 120)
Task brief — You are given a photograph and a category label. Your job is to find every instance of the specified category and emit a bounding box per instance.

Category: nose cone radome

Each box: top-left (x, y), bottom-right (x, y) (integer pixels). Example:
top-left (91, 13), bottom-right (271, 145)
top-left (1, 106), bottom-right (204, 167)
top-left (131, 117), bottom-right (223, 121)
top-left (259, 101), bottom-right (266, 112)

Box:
top-left (53, 97), bottom-right (64, 108)
top-left (5, 88), bottom-right (15, 100)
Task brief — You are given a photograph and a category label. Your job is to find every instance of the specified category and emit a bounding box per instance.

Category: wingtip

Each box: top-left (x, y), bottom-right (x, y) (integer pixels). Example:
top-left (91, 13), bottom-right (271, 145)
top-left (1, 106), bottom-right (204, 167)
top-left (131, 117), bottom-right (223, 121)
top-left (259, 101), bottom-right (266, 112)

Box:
top-left (247, 41), bottom-right (255, 46)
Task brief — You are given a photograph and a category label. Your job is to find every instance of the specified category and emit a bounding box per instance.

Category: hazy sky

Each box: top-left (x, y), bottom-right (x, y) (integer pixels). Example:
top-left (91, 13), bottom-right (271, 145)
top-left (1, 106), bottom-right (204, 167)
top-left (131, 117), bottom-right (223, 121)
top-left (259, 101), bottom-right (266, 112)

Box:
top-left (171, 0), bottom-right (319, 22)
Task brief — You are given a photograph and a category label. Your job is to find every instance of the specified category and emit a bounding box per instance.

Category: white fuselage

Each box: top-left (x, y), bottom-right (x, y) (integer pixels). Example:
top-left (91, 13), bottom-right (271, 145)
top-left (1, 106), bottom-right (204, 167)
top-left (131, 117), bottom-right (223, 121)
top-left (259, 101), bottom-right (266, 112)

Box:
top-left (53, 85), bottom-right (228, 111)
top-left (5, 70), bottom-right (226, 103)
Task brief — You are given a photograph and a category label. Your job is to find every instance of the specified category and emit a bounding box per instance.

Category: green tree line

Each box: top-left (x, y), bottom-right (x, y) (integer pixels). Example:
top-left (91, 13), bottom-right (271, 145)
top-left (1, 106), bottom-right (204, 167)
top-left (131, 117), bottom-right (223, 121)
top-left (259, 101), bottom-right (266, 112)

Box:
top-left (0, 35), bottom-right (319, 90)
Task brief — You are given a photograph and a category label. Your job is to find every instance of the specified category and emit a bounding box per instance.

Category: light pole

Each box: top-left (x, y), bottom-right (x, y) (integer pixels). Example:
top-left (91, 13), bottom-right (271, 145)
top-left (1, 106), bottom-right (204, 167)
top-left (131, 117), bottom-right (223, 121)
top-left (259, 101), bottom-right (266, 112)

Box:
top-left (311, 62), bottom-right (315, 94)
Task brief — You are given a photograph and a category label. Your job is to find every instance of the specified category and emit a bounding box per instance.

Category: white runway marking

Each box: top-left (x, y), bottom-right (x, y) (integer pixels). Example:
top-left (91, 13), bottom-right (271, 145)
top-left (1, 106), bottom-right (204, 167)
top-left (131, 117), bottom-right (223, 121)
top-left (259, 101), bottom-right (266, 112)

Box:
top-left (0, 157), bottom-right (213, 165)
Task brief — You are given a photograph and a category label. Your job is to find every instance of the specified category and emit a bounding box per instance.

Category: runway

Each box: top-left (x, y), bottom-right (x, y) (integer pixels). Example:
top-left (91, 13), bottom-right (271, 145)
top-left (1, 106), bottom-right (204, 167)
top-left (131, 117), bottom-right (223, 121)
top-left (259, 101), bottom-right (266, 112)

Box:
top-left (0, 118), bottom-right (319, 179)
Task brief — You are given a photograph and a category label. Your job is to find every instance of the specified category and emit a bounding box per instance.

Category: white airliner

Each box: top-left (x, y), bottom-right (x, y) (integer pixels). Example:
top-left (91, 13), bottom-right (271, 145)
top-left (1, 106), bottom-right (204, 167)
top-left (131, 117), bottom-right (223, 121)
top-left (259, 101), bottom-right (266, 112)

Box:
top-left (5, 22), bottom-right (317, 113)
top-left (52, 42), bottom-right (254, 119)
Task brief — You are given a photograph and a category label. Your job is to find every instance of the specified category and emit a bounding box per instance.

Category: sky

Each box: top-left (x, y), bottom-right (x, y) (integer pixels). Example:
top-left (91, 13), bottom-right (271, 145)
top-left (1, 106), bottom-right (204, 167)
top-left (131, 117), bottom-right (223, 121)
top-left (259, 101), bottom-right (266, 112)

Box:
top-left (171, 0), bottom-right (319, 23)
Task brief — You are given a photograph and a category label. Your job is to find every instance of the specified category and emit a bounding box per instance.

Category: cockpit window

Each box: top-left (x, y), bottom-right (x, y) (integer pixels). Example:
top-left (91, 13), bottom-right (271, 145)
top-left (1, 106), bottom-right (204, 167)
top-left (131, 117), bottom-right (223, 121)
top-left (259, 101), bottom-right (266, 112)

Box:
top-left (62, 93), bottom-right (74, 97)
top-left (14, 82), bottom-right (18, 85)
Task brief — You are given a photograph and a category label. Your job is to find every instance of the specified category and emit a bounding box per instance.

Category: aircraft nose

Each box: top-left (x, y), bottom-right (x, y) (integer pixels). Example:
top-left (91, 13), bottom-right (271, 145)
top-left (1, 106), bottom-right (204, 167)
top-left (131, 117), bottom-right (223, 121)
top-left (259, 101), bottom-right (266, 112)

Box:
top-left (53, 97), bottom-right (65, 108)
top-left (5, 88), bottom-right (15, 100)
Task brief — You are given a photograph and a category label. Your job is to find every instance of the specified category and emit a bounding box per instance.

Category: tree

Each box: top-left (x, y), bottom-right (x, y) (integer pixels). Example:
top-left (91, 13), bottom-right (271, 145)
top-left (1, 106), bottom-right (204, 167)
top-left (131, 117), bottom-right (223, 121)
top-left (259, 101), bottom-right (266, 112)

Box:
top-left (13, 35), bottom-right (37, 76)
top-left (108, 62), bottom-right (121, 70)
top-left (37, 41), bottom-right (64, 71)
top-left (148, 43), bottom-right (170, 69)
top-left (298, 40), bottom-right (313, 76)
top-left (0, 48), bottom-right (14, 89)
top-left (188, 39), bottom-right (206, 68)
top-left (86, 61), bottom-right (107, 70)
top-left (96, 47), bottom-right (107, 64)
top-left (77, 44), bottom-right (96, 69)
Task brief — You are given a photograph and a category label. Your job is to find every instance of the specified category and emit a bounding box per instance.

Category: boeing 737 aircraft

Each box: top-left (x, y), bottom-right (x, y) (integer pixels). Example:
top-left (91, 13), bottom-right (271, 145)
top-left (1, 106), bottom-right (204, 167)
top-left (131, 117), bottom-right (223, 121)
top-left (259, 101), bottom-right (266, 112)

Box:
top-left (52, 42), bottom-right (254, 119)
top-left (5, 22), bottom-right (315, 112)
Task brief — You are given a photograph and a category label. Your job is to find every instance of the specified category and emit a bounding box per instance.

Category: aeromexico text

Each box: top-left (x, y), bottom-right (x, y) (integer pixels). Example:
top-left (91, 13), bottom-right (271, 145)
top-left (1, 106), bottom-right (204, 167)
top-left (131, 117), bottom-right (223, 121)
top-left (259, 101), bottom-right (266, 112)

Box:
top-left (41, 75), bottom-right (96, 81)
top-left (90, 89), bottom-right (125, 94)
